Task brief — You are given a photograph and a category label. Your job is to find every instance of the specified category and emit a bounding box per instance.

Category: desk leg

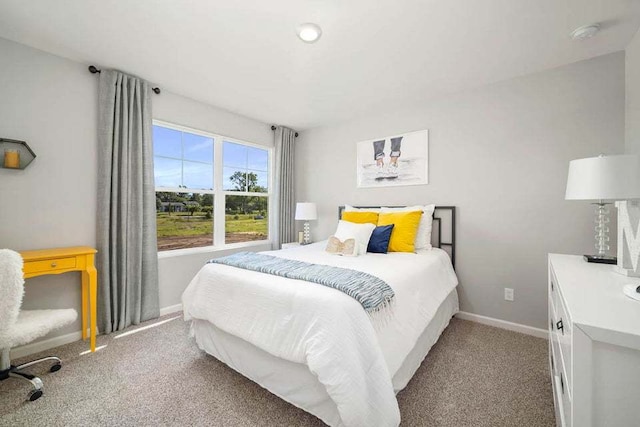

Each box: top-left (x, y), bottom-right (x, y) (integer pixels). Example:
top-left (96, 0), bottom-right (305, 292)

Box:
top-left (85, 259), bottom-right (98, 353)
top-left (89, 267), bottom-right (97, 352)
top-left (81, 272), bottom-right (89, 341)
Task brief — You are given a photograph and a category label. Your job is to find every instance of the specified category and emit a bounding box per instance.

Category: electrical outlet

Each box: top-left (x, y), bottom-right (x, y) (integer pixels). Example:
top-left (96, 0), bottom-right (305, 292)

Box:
top-left (504, 288), bottom-right (514, 301)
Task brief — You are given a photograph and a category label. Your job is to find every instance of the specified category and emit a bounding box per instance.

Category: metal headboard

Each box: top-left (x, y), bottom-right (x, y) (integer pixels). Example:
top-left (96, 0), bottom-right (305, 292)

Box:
top-left (337, 205), bottom-right (456, 268)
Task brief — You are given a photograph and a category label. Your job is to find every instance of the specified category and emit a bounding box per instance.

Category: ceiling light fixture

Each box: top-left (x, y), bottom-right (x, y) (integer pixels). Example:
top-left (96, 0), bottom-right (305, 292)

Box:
top-left (296, 23), bottom-right (322, 43)
top-left (571, 23), bottom-right (600, 41)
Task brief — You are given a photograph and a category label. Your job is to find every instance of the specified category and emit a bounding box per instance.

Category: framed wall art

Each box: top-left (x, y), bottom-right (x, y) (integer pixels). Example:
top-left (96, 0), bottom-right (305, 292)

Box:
top-left (356, 129), bottom-right (428, 188)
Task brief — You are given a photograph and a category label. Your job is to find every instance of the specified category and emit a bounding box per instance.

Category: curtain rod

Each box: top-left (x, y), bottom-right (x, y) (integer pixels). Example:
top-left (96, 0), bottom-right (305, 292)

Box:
top-left (271, 125), bottom-right (298, 137)
top-left (88, 65), bottom-right (161, 94)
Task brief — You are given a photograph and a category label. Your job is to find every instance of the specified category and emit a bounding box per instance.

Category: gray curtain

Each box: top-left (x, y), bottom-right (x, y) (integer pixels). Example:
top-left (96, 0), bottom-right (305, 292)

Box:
top-left (273, 126), bottom-right (296, 248)
top-left (96, 70), bottom-right (159, 334)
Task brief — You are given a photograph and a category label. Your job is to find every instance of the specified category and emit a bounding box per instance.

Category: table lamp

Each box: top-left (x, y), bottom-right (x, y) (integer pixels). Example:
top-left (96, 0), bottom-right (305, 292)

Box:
top-left (295, 202), bottom-right (317, 245)
top-left (565, 154), bottom-right (640, 264)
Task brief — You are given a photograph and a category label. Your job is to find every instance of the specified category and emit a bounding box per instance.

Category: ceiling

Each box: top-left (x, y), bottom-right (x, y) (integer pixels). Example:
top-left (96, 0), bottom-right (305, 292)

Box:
top-left (0, 0), bottom-right (639, 130)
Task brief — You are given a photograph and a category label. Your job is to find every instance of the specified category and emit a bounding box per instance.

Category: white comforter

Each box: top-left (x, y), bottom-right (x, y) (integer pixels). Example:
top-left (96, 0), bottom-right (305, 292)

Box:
top-left (182, 242), bottom-right (458, 427)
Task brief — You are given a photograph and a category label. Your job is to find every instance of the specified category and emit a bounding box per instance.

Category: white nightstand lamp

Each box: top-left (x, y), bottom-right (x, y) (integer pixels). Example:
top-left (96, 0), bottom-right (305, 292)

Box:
top-left (295, 202), bottom-right (317, 245)
top-left (565, 154), bottom-right (640, 264)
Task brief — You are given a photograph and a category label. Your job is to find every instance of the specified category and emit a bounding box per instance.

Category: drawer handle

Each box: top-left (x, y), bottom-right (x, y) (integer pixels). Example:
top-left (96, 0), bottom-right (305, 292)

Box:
top-left (51, 262), bottom-right (58, 268)
top-left (556, 319), bottom-right (563, 334)
top-left (560, 373), bottom-right (564, 394)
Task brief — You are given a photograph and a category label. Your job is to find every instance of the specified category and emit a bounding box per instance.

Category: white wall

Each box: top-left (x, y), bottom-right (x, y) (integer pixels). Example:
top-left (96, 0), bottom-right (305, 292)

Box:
top-left (0, 37), bottom-right (272, 348)
top-left (0, 37), bottom-right (97, 344)
top-left (296, 52), bottom-right (625, 330)
top-left (626, 28), bottom-right (640, 154)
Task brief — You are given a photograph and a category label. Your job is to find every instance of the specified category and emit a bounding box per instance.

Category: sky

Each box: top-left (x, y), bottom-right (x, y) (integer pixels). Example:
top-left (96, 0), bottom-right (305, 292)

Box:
top-left (153, 125), bottom-right (268, 191)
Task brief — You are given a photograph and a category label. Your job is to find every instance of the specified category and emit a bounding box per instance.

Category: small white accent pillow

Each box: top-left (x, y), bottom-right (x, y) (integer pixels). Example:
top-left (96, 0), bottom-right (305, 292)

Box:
top-left (381, 204), bottom-right (435, 250)
top-left (334, 220), bottom-right (376, 255)
top-left (325, 236), bottom-right (358, 257)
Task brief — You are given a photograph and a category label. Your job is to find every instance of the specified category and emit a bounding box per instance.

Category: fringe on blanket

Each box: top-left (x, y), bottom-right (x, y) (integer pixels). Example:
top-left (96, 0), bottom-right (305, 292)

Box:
top-left (368, 296), bottom-right (396, 329)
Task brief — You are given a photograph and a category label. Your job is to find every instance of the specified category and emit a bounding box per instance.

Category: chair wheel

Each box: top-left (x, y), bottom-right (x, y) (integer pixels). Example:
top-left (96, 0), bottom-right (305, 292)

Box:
top-left (27, 389), bottom-right (43, 401)
top-left (50, 363), bottom-right (61, 373)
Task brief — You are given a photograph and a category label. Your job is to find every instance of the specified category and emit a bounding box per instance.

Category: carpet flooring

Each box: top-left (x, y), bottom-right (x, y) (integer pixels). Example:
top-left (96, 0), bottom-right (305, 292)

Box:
top-left (0, 315), bottom-right (555, 426)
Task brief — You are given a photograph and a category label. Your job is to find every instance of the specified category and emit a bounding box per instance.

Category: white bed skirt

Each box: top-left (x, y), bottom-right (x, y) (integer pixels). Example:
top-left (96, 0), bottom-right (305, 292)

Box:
top-left (191, 288), bottom-right (459, 426)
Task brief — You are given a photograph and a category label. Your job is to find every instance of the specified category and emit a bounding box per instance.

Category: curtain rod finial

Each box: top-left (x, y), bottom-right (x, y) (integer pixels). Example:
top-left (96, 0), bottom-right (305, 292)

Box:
top-left (271, 125), bottom-right (298, 137)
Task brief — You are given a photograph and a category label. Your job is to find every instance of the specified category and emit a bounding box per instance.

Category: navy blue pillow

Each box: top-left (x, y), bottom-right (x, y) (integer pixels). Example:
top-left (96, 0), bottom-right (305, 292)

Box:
top-left (367, 224), bottom-right (395, 254)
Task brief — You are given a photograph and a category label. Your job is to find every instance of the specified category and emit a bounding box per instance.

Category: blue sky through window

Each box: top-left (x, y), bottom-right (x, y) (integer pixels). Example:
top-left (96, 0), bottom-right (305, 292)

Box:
top-left (153, 126), bottom-right (182, 158)
top-left (153, 125), bottom-right (268, 192)
top-left (153, 124), bottom-right (214, 190)
top-left (183, 132), bottom-right (213, 163)
top-left (154, 157), bottom-right (182, 187)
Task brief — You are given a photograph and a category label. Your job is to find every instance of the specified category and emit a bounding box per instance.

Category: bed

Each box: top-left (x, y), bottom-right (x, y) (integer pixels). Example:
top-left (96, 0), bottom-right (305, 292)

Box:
top-left (182, 206), bottom-right (458, 427)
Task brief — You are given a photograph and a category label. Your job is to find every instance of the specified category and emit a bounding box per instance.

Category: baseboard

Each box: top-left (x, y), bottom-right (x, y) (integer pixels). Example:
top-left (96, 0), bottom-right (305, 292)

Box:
top-left (10, 330), bottom-right (85, 359)
top-left (455, 311), bottom-right (548, 339)
top-left (12, 303), bottom-right (184, 359)
top-left (159, 303), bottom-right (183, 316)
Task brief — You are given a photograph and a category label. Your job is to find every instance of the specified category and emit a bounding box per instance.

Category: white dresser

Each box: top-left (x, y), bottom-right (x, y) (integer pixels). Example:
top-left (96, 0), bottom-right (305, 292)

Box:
top-left (548, 254), bottom-right (640, 427)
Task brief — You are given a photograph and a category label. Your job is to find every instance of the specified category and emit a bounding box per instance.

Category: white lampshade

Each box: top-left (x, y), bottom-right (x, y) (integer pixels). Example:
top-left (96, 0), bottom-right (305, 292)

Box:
top-left (565, 154), bottom-right (640, 201)
top-left (295, 202), bottom-right (317, 220)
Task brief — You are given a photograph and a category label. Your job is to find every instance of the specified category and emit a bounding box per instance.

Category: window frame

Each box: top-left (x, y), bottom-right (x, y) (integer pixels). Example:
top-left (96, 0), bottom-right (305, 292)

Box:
top-left (153, 119), bottom-right (273, 254)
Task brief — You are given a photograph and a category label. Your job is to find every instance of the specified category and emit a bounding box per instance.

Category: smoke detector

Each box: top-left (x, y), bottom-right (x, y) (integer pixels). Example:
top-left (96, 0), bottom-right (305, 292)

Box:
top-left (571, 24), bottom-right (600, 40)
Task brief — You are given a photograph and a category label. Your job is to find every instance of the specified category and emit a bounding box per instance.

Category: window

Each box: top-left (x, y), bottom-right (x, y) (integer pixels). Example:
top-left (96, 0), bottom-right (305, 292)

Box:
top-left (153, 122), bottom-right (271, 251)
top-left (223, 141), bottom-right (269, 244)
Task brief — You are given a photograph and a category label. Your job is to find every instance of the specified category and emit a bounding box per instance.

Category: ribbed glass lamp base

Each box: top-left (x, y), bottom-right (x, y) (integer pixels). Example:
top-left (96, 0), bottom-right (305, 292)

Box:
top-left (302, 221), bottom-right (311, 245)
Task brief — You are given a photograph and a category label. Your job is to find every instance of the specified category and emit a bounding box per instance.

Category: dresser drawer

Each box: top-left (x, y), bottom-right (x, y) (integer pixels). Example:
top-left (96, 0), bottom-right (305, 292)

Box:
top-left (549, 267), bottom-right (559, 313)
top-left (551, 306), bottom-right (572, 427)
top-left (549, 327), bottom-right (556, 376)
top-left (555, 288), bottom-right (572, 394)
top-left (23, 257), bottom-right (76, 275)
top-left (553, 369), bottom-right (572, 427)
top-left (552, 373), bottom-right (566, 427)
top-left (560, 366), bottom-right (571, 426)
top-left (549, 302), bottom-right (561, 376)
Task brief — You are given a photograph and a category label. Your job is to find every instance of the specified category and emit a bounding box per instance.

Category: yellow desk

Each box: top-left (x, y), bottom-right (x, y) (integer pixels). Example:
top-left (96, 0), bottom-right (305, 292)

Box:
top-left (20, 246), bottom-right (98, 352)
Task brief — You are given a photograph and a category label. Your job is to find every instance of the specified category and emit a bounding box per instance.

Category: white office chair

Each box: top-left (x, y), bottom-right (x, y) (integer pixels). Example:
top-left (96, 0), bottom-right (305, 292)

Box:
top-left (0, 249), bottom-right (77, 401)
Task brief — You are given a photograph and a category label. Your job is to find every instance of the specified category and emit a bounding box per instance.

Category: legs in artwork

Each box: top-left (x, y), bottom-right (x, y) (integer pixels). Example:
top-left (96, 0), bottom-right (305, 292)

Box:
top-left (372, 137), bottom-right (402, 178)
top-left (373, 140), bottom-right (386, 176)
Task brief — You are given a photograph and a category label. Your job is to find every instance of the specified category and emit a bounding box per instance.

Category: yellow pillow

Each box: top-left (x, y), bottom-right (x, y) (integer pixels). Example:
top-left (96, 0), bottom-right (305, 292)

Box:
top-left (377, 211), bottom-right (423, 252)
top-left (342, 211), bottom-right (379, 225)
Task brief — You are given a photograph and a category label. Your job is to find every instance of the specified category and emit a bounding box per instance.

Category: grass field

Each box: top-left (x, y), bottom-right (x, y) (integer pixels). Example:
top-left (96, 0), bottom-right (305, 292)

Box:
top-left (156, 212), bottom-right (267, 250)
top-left (156, 213), bottom-right (213, 237)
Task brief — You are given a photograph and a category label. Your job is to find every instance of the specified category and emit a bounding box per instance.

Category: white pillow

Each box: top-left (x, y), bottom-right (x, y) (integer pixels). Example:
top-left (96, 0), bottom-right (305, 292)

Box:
top-left (334, 220), bottom-right (376, 255)
top-left (344, 205), bottom-right (381, 213)
top-left (380, 204), bottom-right (435, 250)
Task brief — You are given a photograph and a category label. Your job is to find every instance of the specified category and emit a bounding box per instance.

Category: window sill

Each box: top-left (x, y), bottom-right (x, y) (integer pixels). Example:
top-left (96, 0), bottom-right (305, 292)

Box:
top-left (157, 240), bottom-right (272, 259)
